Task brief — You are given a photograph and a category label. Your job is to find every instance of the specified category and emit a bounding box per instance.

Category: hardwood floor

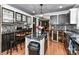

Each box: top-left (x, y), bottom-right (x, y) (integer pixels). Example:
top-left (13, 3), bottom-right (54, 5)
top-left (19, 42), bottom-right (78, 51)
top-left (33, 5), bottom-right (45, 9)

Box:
top-left (45, 37), bottom-right (67, 55)
top-left (0, 33), bottom-right (67, 55)
top-left (0, 43), bottom-right (25, 55)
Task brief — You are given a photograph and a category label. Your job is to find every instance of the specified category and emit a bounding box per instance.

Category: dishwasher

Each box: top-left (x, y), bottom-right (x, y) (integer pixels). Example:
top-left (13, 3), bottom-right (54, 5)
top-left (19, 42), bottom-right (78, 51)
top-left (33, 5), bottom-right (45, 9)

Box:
top-left (28, 41), bottom-right (40, 55)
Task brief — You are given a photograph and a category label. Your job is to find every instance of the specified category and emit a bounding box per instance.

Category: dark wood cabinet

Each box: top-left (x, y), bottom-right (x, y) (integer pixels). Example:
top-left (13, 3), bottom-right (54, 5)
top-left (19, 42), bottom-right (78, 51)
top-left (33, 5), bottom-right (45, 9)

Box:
top-left (2, 33), bottom-right (15, 52)
top-left (64, 33), bottom-right (71, 55)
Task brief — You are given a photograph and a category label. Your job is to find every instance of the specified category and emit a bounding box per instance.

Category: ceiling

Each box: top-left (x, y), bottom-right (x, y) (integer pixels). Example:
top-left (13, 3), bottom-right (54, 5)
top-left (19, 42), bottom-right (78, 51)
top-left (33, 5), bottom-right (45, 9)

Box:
top-left (9, 4), bottom-right (75, 15)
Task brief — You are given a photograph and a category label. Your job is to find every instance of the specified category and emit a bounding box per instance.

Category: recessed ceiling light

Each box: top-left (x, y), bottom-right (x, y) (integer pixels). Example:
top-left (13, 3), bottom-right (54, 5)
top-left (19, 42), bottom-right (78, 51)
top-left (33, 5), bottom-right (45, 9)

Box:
top-left (33, 11), bottom-right (35, 13)
top-left (59, 6), bottom-right (63, 8)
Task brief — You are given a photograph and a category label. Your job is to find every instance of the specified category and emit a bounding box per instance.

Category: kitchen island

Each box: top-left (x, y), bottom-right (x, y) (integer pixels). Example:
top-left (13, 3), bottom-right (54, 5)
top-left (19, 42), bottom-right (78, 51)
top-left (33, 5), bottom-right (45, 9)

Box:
top-left (25, 32), bottom-right (48, 55)
top-left (64, 30), bottom-right (79, 55)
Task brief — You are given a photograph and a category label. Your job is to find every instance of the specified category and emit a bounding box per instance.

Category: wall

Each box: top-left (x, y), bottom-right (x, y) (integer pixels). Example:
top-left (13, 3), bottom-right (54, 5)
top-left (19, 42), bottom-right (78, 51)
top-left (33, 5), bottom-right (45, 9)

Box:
top-left (0, 5), bottom-right (2, 52)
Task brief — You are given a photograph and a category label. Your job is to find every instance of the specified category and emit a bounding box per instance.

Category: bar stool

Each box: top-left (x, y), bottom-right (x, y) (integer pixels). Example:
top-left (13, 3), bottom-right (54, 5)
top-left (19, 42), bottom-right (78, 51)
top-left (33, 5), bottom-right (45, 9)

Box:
top-left (7, 33), bottom-right (18, 55)
top-left (16, 32), bottom-right (25, 50)
top-left (19, 32), bottom-right (25, 49)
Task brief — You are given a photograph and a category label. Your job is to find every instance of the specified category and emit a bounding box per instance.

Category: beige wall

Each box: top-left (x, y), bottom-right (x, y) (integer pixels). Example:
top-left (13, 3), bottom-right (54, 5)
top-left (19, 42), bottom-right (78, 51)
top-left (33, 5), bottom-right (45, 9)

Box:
top-left (0, 5), bottom-right (2, 52)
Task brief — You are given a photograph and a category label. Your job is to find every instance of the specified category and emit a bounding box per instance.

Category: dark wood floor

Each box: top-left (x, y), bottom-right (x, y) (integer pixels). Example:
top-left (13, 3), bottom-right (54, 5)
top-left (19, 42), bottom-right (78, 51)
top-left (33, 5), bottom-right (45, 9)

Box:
top-left (0, 43), bottom-right (25, 55)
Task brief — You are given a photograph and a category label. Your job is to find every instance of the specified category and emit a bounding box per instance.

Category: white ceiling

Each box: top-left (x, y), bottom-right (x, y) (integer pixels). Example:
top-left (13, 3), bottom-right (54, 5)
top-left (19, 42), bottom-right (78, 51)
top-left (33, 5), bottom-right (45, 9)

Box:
top-left (9, 4), bottom-right (75, 15)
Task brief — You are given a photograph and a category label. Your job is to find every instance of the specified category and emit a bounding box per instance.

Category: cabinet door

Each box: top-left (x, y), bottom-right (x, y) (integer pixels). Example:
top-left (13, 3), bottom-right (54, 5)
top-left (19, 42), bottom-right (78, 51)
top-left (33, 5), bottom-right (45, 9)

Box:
top-left (3, 8), bottom-right (14, 22)
top-left (59, 14), bottom-right (70, 24)
top-left (22, 15), bottom-right (26, 21)
top-left (70, 8), bottom-right (77, 24)
top-left (50, 15), bottom-right (57, 25)
top-left (16, 13), bottom-right (21, 22)
top-left (27, 16), bottom-right (31, 25)
top-left (77, 9), bottom-right (79, 29)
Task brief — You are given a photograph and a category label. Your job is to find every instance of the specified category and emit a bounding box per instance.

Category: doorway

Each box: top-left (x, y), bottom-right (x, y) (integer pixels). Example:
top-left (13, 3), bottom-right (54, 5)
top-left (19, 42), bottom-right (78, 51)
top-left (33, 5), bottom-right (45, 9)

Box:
top-left (33, 17), bottom-right (36, 35)
top-left (40, 20), bottom-right (49, 32)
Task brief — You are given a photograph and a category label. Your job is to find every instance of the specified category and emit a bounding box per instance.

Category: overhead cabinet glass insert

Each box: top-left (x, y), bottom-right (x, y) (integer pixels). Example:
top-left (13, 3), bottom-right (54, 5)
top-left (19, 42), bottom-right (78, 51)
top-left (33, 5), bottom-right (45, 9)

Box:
top-left (3, 8), bottom-right (14, 22)
top-left (16, 13), bottom-right (22, 21)
top-left (27, 17), bottom-right (31, 25)
top-left (22, 15), bottom-right (26, 21)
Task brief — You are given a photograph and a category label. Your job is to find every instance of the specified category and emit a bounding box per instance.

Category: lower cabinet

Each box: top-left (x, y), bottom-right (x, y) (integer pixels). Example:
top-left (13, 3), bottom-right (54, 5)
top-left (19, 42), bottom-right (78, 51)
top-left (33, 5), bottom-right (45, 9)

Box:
top-left (64, 33), bottom-right (79, 55)
top-left (2, 33), bottom-right (15, 52)
top-left (64, 34), bottom-right (72, 55)
top-left (64, 38), bottom-right (70, 54)
top-left (2, 34), bottom-right (9, 52)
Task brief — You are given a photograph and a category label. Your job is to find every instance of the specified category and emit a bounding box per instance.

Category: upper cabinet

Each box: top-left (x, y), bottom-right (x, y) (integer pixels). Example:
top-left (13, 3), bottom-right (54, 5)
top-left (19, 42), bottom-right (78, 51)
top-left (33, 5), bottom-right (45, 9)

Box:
top-left (77, 8), bottom-right (79, 29)
top-left (50, 15), bottom-right (57, 25)
top-left (3, 8), bottom-right (14, 22)
top-left (70, 8), bottom-right (78, 24)
top-left (2, 8), bottom-right (32, 23)
top-left (27, 16), bottom-right (31, 25)
top-left (50, 14), bottom-right (70, 25)
top-left (16, 13), bottom-right (22, 22)
top-left (59, 14), bottom-right (70, 24)
top-left (22, 15), bottom-right (26, 22)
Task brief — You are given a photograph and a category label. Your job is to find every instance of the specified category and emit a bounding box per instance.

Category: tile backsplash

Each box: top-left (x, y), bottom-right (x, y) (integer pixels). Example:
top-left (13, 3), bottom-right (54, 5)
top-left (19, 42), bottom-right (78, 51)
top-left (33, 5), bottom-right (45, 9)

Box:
top-left (51, 24), bottom-right (76, 31)
top-left (2, 25), bottom-right (15, 33)
top-left (2, 22), bottom-right (27, 34)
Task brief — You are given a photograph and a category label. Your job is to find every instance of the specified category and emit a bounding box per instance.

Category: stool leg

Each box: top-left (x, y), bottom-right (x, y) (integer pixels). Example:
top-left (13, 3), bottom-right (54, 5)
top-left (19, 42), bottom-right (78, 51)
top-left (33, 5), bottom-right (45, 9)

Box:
top-left (10, 43), bottom-right (12, 55)
top-left (10, 48), bottom-right (12, 55)
top-left (13, 42), bottom-right (18, 52)
top-left (7, 42), bottom-right (9, 54)
top-left (7, 49), bottom-right (9, 54)
top-left (15, 42), bottom-right (18, 52)
top-left (16, 45), bottom-right (18, 52)
top-left (20, 43), bottom-right (22, 50)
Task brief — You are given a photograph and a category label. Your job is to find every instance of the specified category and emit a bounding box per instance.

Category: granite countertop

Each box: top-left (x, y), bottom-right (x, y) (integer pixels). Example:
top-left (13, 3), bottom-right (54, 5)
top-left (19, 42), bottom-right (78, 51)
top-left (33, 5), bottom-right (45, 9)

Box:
top-left (65, 31), bottom-right (79, 44)
top-left (25, 32), bottom-right (47, 41)
top-left (66, 29), bottom-right (79, 34)
top-left (66, 30), bottom-right (79, 36)
top-left (2, 28), bottom-right (32, 34)
top-left (65, 31), bottom-right (79, 55)
top-left (51, 24), bottom-right (76, 26)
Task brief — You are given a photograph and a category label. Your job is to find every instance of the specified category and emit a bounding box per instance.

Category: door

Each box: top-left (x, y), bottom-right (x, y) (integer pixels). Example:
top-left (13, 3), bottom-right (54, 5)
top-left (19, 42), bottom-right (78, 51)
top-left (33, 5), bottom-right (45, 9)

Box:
top-left (41, 20), bottom-right (49, 32)
top-left (33, 17), bottom-right (36, 35)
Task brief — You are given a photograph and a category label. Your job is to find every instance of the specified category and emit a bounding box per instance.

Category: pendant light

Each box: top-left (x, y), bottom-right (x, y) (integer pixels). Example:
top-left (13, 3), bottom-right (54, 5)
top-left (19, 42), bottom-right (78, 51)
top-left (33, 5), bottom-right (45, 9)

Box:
top-left (40, 4), bottom-right (43, 14)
